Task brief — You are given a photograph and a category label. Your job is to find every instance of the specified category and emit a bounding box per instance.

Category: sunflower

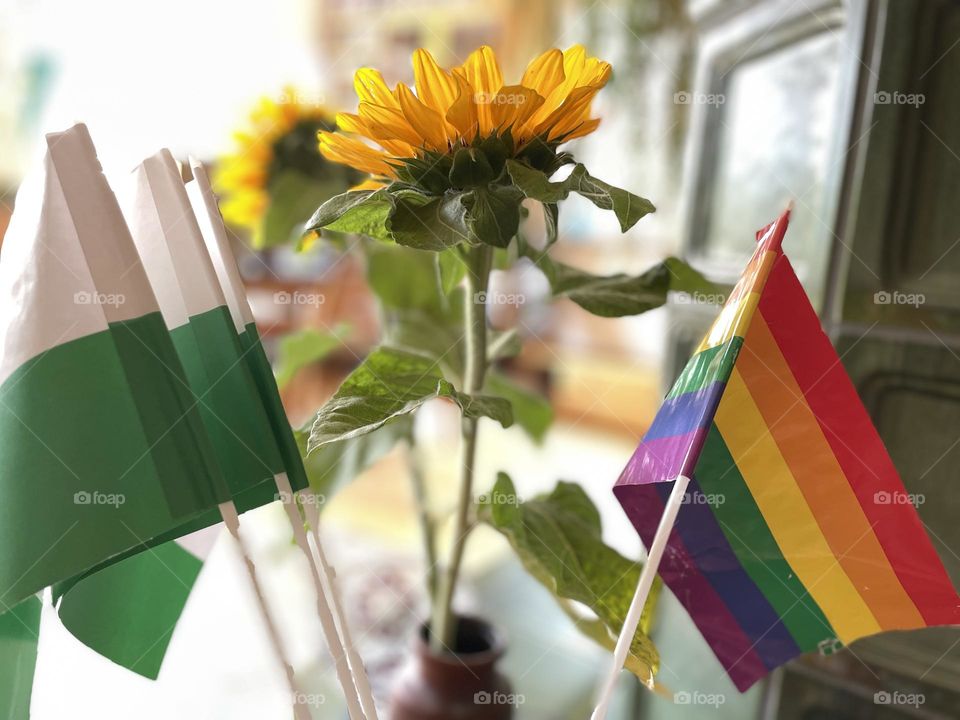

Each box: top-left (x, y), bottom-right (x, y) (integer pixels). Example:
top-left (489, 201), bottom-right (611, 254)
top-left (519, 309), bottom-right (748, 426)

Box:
top-left (318, 45), bottom-right (611, 183)
top-left (215, 88), bottom-right (359, 246)
top-left (308, 45), bottom-right (649, 250)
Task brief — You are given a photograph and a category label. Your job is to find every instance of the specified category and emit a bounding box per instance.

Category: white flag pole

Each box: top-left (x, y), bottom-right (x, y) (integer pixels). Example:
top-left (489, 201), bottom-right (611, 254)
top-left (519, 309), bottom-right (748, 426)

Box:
top-left (590, 474), bottom-right (691, 720)
top-left (301, 495), bottom-right (380, 720)
top-left (218, 502), bottom-right (312, 720)
top-left (274, 474), bottom-right (369, 720)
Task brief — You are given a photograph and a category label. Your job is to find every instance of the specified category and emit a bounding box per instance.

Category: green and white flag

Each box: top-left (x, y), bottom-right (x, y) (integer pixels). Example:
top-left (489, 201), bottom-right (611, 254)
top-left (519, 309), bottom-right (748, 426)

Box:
top-left (0, 595), bottom-right (41, 720)
top-left (185, 159), bottom-right (310, 494)
top-left (0, 124), bottom-right (227, 610)
top-left (0, 124), bottom-right (233, 702)
top-left (54, 148), bottom-right (308, 678)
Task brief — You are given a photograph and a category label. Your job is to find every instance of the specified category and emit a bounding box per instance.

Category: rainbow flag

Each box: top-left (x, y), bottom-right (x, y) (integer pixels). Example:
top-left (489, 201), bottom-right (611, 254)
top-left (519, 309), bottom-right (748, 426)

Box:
top-left (614, 210), bottom-right (960, 691)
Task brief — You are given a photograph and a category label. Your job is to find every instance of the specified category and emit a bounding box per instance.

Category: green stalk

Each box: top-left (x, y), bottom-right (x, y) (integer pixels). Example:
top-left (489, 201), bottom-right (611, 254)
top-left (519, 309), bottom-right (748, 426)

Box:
top-left (430, 244), bottom-right (493, 652)
top-left (407, 444), bottom-right (439, 599)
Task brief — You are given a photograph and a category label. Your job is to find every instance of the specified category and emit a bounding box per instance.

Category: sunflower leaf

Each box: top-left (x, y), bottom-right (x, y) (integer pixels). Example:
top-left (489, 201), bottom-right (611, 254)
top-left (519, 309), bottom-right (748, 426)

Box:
top-left (485, 372), bottom-right (553, 443)
top-left (505, 160), bottom-right (655, 233)
top-left (461, 185), bottom-right (524, 248)
top-left (449, 147), bottom-right (496, 188)
top-left (391, 192), bottom-right (472, 251)
top-left (477, 473), bottom-right (660, 685)
top-left (305, 188), bottom-right (394, 242)
top-left (525, 246), bottom-right (712, 318)
top-left (436, 249), bottom-right (467, 295)
top-left (564, 166), bottom-right (655, 233)
top-left (308, 346), bottom-right (512, 451)
top-left (275, 325), bottom-right (349, 390)
top-left (294, 417), bottom-right (412, 500)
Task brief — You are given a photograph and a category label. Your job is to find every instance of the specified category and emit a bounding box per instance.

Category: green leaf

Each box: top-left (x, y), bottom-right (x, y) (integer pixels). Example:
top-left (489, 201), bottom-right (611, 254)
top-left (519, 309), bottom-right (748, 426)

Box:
top-left (275, 325), bottom-right (348, 390)
top-left (542, 202), bottom-right (559, 247)
top-left (294, 417), bottom-right (411, 500)
top-left (564, 166), bottom-right (655, 232)
top-left (391, 192), bottom-right (471, 250)
top-left (449, 147), bottom-right (496, 187)
top-left (305, 188), bottom-right (393, 242)
top-left (478, 473), bottom-right (660, 684)
top-left (367, 244), bottom-right (443, 312)
top-left (525, 247), bottom-right (713, 318)
top-left (505, 160), bottom-right (570, 203)
top-left (461, 185), bottom-right (524, 248)
top-left (308, 346), bottom-right (511, 451)
top-left (436, 250), bottom-right (466, 296)
top-left (485, 372), bottom-right (552, 443)
top-left (260, 170), bottom-right (344, 249)
top-left (506, 160), bottom-right (655, 233)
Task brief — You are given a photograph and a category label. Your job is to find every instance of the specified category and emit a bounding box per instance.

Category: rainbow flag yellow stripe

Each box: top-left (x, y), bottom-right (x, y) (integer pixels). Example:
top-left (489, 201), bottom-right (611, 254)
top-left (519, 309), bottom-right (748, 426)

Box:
top-left (614, 210), bottom-right (960, 691)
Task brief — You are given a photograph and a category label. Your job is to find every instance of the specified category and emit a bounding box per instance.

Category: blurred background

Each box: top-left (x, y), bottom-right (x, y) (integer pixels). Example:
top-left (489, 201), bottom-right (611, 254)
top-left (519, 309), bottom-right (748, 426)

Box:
top-left (2, 0), bottom-right (960, 718)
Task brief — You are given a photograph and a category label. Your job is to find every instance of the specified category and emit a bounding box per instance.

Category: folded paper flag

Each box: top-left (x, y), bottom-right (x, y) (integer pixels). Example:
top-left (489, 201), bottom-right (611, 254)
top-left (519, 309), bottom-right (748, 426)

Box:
top-left (52, 147), bottom-right (309, 678)
top-left (0, 124), bottom-right (225, 614)
top-left (0, 595), bottom-right (41, 720)
top-left (614, 210), bottom-right (960, 691)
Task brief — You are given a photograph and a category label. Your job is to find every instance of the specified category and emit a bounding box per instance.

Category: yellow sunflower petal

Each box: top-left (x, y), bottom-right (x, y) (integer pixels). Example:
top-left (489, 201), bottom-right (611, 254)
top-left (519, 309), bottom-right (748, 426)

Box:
top-left (318, 131), bottom-right (394, 176)
top-left (534, 85), bottom-right (603, 141)
top-left (457, 45), bottom-right (503, 136)
top-left (445, 72), bottom-right (480, 142)
top-left (561, 116), bottom-right (602, 142)
top-left (412, 48), bottom-right (459, 115)
top-left (521, 49), bottom-right (565, 98)
top-left (354, 68), bottom-right (401, 110)
top-left (395, 83), bottom-right (449, 151)
top-left (489, 85), bottom-right (545, 134)
top-left (350, 178), bottom-right (388, 191)
top-left (357, 103), bottom-right (423, 147)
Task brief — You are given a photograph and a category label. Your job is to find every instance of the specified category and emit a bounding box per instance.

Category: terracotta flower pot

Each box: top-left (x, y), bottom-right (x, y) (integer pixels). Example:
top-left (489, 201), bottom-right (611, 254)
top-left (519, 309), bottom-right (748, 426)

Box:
top-left (389, 616), bottom-right (514, 720)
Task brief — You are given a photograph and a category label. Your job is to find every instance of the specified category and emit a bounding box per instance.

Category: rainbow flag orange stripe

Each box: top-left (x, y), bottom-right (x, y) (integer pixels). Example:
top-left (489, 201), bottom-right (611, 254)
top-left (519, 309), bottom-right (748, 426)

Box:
top-left (614, 210), bottom-right (960, 691)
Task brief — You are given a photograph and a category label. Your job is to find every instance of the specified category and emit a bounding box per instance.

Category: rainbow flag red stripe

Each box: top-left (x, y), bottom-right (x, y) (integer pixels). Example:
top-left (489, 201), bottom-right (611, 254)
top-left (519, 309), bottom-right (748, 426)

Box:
top-left (614, 210), bottom-right (960, 691)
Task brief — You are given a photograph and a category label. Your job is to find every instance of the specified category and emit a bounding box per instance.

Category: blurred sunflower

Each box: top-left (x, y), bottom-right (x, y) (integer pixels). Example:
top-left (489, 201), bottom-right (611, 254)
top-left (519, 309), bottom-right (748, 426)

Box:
top-left (318, 45), bottom-right (611, 184)
top-left (216, 88), bottom-right (361, 248)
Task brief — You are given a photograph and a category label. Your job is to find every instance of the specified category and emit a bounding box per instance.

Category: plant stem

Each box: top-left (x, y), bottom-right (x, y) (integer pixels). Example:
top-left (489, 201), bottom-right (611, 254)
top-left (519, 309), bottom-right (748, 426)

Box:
top-left (430, 244), bottom-right (493, 652)
top-left (407, 443), bottom-right (439, 599)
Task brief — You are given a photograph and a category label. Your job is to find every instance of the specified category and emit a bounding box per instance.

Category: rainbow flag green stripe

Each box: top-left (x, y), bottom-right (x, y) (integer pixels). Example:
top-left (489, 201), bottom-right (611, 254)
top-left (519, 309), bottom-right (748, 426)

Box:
top-left (695, 424), bottom-right (835, 651)
top-left (667, 338), bottom-right (742, 398)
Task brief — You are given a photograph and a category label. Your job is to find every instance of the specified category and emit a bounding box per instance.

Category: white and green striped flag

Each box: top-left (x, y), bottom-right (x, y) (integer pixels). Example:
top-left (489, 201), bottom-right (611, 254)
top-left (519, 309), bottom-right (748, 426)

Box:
top-left (52, 148), bottom-right (311, 679)
top-left (0, 124), bottom-right (233, 707)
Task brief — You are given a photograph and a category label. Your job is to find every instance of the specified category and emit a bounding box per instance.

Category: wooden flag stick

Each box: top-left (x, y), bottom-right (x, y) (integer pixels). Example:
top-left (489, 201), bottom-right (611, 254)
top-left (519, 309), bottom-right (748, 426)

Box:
top-left (273, 474), bottom-right (368, 720)
top-left (590, 474), bottom-right (691, 720)
top-left (218, 502), bottom-right (311, 720)
top-left (302, 496), bottom-right (380, 720)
